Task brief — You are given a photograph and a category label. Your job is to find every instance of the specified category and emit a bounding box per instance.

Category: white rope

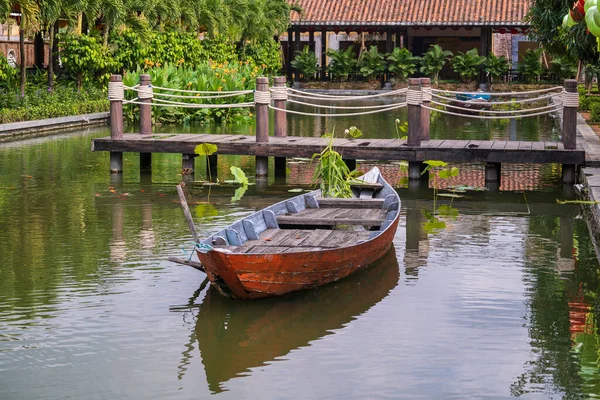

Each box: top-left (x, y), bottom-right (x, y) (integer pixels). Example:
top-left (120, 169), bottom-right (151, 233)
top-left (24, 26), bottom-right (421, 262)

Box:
top-left (124, 100), bottom-right (255, 108)
top-left (270, 87), bottom-right (289, 101)
top-left (421, 104), bottom-right (563, 119)
top-left (148, 90), bottom-right (252, 100)
top-left (123, 97), bottom-right (139, 104)
top-left (254, 91), bottom-right (271, 105)
top-left (286, 87), bottom-right (408, 101)
top-left (422, 86), bottom-right (432, 102)
top-left (431, 86), bottom-right (563, 96)
top-left (406, 89), bottom-right (422, 105)
top-left (268, 103), bottom-right (407, 117)
top-left (431, 92), bottom-right (556, 105)
top-left (138, 86), bottom-right (153, 100)
top-left (430, 100), bottom-right (563, 115)
top-left (562, 90), bottom-right (580, 108)
top-left (150, 85), bottom-right (253, 95)
top-left (287, 98), bottom-right (406, 110)
top-left (108, 81), bottom-right (124, 101)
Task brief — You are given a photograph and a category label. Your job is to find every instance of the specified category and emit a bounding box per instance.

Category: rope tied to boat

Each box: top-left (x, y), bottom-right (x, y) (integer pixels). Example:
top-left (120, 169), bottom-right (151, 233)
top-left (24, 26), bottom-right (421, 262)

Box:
top-left (183, 242), bottom-right (214, 261)
top-left (108, 81), bottom-right (124, 101)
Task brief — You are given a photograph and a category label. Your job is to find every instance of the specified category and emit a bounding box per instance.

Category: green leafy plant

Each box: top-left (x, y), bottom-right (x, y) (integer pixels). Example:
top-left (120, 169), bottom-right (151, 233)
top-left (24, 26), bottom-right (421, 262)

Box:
top-left (230, 166), bottom-right (249, 202)
top-left (484, 53), bottom-right (510, 88)
top-left (0, 54), bottom-right (17, 88)
top-left (394, 118), bottom-right (408, 139)
top-left (327, 46), bottom-right (357, 81)
top-left (452, 48), bottom-right (486, 83)
top-left (517, 48), bottom-right (544, 83)
top-left (358, 46), bottom-right (386, 81)
top-left (242, 38), bottom-right (283, 75)
top-left (420, 45), bottom-right (453, 85)
top-left (421, 160), bottom-right (459, 234)
top-left (60, 32), bottom-right (116, 88)
top-left (290, 46), bottom-right (318, 81)
top-left (549, 55), bottom-right (577, 80)
top-left (387, 48), bottom-right (420, 82)
top-left (195, 143), bottom-right (218, 183)
top-left (312, 126), bottom-right (362, 198)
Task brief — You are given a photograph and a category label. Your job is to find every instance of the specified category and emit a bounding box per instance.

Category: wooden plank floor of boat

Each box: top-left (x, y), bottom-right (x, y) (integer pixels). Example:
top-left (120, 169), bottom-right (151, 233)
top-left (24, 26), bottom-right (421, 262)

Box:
top-left (276, 207), bottom-right (387, 226)
top-left (216, 228), bottom-right (373, 254)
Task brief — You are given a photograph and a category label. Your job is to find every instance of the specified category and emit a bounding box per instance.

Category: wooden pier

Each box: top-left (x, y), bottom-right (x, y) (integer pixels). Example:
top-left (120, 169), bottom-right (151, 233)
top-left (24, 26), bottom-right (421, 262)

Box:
top-left (94, 76), bottom-right (586, 185)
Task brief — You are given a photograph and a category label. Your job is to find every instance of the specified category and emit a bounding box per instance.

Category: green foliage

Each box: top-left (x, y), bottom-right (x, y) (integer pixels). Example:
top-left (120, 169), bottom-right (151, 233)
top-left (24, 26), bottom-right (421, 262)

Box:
top-left (108, 29), bottom-right (145, 73)
top-left (327, 46), bottom-right (357, 81)
top-left (394, 118), bottom-right (408, 139)
top-left (194, 143), bottom-right (218, 156)
top-left (242, 38), bottom-right (282, 75)
top-left (312, 127), bottom-right (362, 198)
top-left (123, 60), bottom-right (262, 124)
top-left (60, 32), bottom-right (116, 88)
top-left (0, 82), bottom-right (108, 124)
top-left (420, 44), bottom-right (453, 85)
top-left (484, 53), bottom-right (510, 86)
top-left (358, 46), bottom-right (386, 81)
top-left (291, 46), bottom-right (318, 80)
top-left (579, 95), bottom-right (600, 111)
top-left (230, 166), bottom-right (249, 185)
top-left (387, 48), bottom-right (420, 82)
top-left (517, 48), bottom-right (544, 83)
top-left (452, 48), bottom-right (486, 82)
top-left (421, 160), bottom-right (460, 234)
top-left (590, 102), bottom-right (600, 122)
top-left (549, 55), bottom-right (577, 80)
top-left (200, 35), bottom-right (238, 65)
top-left (0, 54), bottom-right (17, 87)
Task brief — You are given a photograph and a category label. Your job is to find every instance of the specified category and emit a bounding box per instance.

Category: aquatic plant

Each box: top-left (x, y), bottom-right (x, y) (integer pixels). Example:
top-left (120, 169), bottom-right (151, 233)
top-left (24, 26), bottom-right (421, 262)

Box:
top-left (421, 160), bottom-right (460, 233)
top-left (312, 126), bottom-right (362, 198)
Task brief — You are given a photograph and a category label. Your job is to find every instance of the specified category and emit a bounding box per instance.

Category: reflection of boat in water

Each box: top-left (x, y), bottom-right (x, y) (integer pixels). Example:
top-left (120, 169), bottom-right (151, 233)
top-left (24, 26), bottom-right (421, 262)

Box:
top-left (194, 247), bottom-right (400, 393)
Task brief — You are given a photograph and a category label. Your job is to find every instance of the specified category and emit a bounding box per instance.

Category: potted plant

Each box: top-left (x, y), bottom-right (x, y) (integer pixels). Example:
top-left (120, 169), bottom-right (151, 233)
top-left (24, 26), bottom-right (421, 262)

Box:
top-left (419, 44), bottom-right (453, 85)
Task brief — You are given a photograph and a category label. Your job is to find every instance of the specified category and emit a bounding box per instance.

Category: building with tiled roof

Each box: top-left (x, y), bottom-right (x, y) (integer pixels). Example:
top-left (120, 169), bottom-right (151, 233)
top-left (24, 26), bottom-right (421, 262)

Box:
top-left (284, 0), bottom-right (533, 82)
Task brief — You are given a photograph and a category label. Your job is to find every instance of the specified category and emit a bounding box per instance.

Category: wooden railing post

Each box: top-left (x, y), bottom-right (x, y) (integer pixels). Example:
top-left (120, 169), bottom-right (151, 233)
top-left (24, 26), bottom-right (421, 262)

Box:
top-left (255, 77), bottom-right (270, 177)
top-left (139, 74), bottom-right (152, 172)
top-left (420, 77), bottom-right (431, 141)
top-left (273, 76), bottom-right (287, 175)
top-left (108, 74), bottom-right (123, 173)
top-left (562, 79), bottom-right (578, 183)
top-left (407, 78), bottom-right (425, 180)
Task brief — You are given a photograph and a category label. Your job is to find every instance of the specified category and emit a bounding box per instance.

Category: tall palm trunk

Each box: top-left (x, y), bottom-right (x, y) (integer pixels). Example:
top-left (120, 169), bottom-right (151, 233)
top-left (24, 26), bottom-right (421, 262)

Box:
top-left (19, 26), bottom-right (26, 98)
top-left (103, 25), bottom-right (109, 47)
top-left (48, 23), bottom-right (55, 93)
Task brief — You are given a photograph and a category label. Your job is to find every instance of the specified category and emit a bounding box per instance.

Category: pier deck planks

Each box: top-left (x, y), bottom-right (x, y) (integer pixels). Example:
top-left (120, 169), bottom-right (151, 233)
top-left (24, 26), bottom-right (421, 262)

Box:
top-left (91, 133), bottom-right (586, 164)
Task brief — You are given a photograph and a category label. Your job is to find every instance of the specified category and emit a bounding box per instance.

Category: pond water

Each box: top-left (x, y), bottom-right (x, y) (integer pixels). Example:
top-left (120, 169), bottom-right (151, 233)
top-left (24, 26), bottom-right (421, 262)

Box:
top-left (1, 110), bottom-right (600, 399)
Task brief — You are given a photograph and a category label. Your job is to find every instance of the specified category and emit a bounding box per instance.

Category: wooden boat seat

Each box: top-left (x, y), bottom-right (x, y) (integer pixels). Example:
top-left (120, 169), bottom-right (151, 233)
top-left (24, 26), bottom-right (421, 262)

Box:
top-left (276, 207), bottom-right (386, 226)
top-left (219, 228), bottom-right (373, 254)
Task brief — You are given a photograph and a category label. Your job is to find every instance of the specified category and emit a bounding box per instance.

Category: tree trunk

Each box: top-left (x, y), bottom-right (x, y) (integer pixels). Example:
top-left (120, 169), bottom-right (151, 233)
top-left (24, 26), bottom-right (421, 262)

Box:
top-left (76, 13), bottom-right (83, 34)
top-left (77, 72), bottom-right (83, 89)
top-left (48, 23), bottom-right (55, 93)
top-left (103, 25), bottom-right (109, 47)
top-left (19, 28), bottom-right (26, 98)
top-left (52, 23), bottom-right (59, 72)
top-left (34, 31), bottom-right (44, 69)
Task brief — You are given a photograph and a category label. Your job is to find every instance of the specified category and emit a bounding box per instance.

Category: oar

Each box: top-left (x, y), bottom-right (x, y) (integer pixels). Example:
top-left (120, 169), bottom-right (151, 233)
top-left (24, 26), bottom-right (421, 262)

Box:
top-left (176, 183), bottom-right (200, 243)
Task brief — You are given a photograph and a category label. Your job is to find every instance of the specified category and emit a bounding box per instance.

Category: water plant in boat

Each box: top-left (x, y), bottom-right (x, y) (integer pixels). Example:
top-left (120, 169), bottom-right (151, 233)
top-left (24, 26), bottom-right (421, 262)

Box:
top-left (312, 126), bottom-right (362, 198)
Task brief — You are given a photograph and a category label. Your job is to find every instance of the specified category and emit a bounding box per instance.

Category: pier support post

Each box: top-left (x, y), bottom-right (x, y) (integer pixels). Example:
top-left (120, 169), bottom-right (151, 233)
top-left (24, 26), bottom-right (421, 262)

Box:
top-left (562, 79), bottom-right (578, 183)
top-left (420, 77), bottom-right (431, 141)
top-left (485, 162), bottom-right (501, 190)
top-left (182, 154), bottom-right (195, 181)
top-left (207, 154), bottom-right (218, 182)
top-left (407, 78), bottom-right (425, 180)
top-left (109, 75), bottom-right (123, 174)
top-left (139, 74), bottom-right (153, 172)
top-left (273, 76), bottom-right (287, 177)
top-left (255, 77), bottom-right (270, 177)
top-left (343, 159), bottom-right (357, 171)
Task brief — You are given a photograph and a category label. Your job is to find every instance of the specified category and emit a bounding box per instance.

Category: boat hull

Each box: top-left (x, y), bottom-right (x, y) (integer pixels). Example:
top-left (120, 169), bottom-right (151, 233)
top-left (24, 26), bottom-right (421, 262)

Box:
top-left (197, 215), bottom-right (399, 299)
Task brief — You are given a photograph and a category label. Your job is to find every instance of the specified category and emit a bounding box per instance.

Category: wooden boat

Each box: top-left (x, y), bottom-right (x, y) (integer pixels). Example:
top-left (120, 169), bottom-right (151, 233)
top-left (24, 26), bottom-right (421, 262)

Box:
top-left (451, 91), bottom-right (492, 111)
top-left (184, 167), bottom-right (400, 299)
top-left (194, 247), bottom-right (400, 392)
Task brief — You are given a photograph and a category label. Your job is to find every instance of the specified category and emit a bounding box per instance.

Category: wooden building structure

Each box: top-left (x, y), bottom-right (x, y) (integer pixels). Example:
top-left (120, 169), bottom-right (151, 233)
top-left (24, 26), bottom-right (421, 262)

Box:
top-left (284, 0), bottom-right (531, 81)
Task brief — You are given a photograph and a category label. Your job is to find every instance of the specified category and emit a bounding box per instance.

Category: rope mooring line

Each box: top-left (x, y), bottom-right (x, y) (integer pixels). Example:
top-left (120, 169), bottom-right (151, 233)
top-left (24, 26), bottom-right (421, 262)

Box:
top-left (421, 104), bottom-right (563, 119)
top-left (123, 99), bottom-right (255, 108)
top-left (431, 86), bottom-right (563, 96)
top-left (268, 102), bottom-right (407, 117)
top-left (285, 87), bottom-right (408, 101)
top-left (431, 92), bottom-right (557, 105)
top-left (287, 98), bottom-right (406, 110)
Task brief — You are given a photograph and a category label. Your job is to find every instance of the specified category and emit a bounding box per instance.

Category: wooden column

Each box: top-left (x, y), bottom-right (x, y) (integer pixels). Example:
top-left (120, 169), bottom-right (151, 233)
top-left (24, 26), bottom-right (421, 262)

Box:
top-left (273, 76), bottom-right (287, 175)
top-left (407, 78), bottom-right (425, 180)
top-left (139, 74), bottom-right (152, 172)
top-left (109, 75), bottom-right (123, 174)
top-left (182, 154), bottom-right (195, 178)
top-left (485, 162), bottom-right (501, 187)
top-left (562, 79), bottom-right (578, 183)
top-left (386, 29), bottom-right (393, 53)
top-left (287, 28), bottom-right (293, 82)
top-left (395, 30), bottom-right (401, 48)
top-left (294, 29), bottom-right (301, 82)
top-left (255, 77), bottom-right (269, 177)
top-left (207, 154), bottom-right (218, 181)
top-left (321, 30), bottom-right (328, 81)
top-left (420, 77), bottom-right (431, 141)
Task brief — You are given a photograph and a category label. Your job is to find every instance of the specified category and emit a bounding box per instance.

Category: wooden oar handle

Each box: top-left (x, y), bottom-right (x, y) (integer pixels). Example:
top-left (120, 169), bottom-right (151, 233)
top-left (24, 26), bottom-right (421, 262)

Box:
top-left (176, 184), bottom-right (200, 243)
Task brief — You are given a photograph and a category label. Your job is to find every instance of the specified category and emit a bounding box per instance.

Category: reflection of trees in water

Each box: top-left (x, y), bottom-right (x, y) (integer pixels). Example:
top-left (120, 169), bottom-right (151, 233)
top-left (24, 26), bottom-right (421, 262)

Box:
top-left (511, 216), bottom-right (600, 398)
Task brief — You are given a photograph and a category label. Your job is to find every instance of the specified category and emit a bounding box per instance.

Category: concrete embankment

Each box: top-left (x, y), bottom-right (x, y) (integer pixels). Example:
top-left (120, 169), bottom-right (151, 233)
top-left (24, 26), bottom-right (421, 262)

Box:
top-left (0, 112), bottom-right (109, 141)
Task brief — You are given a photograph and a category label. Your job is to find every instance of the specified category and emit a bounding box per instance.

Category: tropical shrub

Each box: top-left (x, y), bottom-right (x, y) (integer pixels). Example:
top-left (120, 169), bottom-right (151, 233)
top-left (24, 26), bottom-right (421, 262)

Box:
top-left (484, 53), bottom-right (510, 87)
top-left (549, 56), bottom-right (577, 80)
top-left (452, 48), bottom-right (486, 82)
top-left (327, 46), bottom-right (357, 81)
top-left (358, 46), bottom-right (386, 81)
top-left (291, 46), bottom-right (318, 80)
top-left (60, 32), bottom-right (116, 88)
top-left (242, 38), bottom-right (282, 75)
top-left (109, 29), bottom-right (146, 73)
top-left (123, 60), bottom-right (264, 125)
top-left (0, 54), bottom-right (17, 88)
top-left (387, 48), bottom-right (420, 82)
top-left (420, 44), bottom-right (453, 85)
top-left (517, 48), bottom-right (544, 83)
top-left (591, 101), bottom-right (600, 122)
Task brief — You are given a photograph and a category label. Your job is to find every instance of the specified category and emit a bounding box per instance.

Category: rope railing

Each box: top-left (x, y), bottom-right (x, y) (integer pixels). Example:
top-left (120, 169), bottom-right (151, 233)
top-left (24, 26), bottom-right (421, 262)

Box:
top-left (268, 102), bottom-right (408, 117)
top-left (421, 104), bottom-right (563, 119)
top-left (283, 87), bottom-right (408, 101)
top-left (430, 100), bottom-right (562, 115)
top-left (431, 92), bottom-right (558, 105)
top-left (431, 86), bottom-right (563, 96)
